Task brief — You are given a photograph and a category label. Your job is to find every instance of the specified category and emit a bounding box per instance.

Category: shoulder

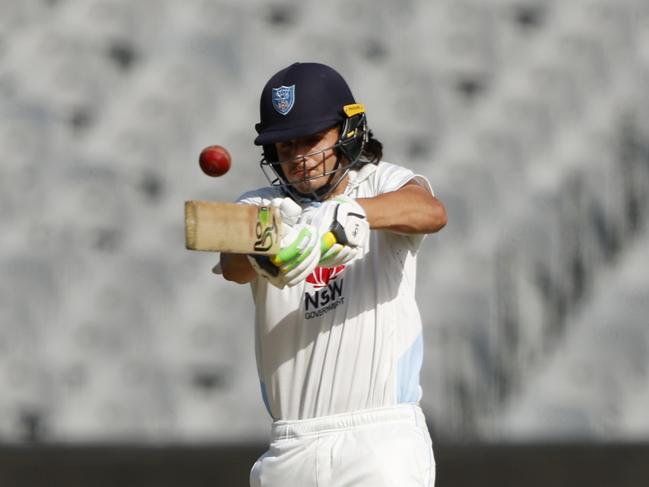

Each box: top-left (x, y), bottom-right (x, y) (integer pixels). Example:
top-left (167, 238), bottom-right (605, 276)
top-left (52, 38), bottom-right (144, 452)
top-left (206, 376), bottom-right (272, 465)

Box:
top-left (354, 160), bottom-right (420, 194)
top-left (373, 160), bottom-right (413, 179)
top-left (350, 160), bottom-right (433, 199)
top-left (374, 160), bottom-right (434, 196)
top-left (236, 186), bottom-right (284, 205)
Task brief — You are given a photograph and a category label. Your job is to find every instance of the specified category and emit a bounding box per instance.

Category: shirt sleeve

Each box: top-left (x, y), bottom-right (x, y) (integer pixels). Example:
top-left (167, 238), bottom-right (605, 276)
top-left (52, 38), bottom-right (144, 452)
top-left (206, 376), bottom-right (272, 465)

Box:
top-left (373, 162), bottom-right (434, 197)
top-left (372, 162), bottom-right (434, 252)
top-left (235, 187), bottom-right (281, 205)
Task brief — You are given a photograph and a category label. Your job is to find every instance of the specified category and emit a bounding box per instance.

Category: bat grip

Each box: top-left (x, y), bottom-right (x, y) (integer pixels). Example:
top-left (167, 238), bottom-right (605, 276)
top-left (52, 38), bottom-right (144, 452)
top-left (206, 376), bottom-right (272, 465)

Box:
top-left (320, 231), bottom-right (337, 253)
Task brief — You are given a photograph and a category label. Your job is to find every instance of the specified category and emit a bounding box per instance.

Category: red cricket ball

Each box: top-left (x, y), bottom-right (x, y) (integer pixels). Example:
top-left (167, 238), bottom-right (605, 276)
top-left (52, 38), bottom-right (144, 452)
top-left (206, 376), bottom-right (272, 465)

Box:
top-left (199, 145), bottom-right (231, 177)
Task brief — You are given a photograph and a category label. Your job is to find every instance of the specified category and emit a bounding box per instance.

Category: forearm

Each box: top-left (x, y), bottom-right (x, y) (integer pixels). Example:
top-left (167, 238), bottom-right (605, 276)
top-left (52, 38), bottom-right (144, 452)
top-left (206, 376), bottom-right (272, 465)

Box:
top-left (356, 183), bottom-right (447, 234)
top-left (220, 253), bottom-right (257, 284)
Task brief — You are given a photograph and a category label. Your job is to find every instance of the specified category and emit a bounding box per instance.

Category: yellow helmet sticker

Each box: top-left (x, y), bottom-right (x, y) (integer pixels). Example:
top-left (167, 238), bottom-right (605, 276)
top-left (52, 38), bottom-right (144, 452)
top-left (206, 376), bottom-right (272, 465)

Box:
top-left (343, 104), bottom-right (365, 117)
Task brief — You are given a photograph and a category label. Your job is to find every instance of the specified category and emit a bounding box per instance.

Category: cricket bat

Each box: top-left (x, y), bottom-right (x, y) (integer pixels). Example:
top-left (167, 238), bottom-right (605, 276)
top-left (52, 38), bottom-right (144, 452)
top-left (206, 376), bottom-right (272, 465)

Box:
top-left (185, 201), bottom-right (282, 254)
top-left (185, 201), bottom-right (338, 260)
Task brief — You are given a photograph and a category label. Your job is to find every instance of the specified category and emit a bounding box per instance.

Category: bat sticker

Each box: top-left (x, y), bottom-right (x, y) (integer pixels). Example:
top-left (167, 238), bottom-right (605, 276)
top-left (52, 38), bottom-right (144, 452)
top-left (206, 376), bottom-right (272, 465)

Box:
top-left (254, 206), bottom-right (278, 252)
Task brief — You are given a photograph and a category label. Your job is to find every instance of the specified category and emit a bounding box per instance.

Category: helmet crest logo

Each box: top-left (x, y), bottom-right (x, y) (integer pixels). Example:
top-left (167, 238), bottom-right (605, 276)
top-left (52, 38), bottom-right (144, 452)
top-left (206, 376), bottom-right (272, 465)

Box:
top-left (271, 85), bottom-right (295, 115)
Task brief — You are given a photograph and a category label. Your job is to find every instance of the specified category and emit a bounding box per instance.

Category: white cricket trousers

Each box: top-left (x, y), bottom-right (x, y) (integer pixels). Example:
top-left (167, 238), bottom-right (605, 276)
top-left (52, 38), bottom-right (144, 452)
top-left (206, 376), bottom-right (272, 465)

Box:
top-left (250, 404), bottom-right (435, 487)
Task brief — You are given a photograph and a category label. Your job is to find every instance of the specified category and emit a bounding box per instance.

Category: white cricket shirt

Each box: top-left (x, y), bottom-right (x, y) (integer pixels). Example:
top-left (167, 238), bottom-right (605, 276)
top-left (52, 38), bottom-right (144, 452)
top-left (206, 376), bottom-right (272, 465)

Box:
top-left (237, 161), bottom-right (432, 420)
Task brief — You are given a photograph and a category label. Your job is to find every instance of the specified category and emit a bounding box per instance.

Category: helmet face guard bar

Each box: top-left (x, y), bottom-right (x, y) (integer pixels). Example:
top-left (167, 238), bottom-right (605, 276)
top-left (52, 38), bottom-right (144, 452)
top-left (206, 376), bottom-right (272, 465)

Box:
top-left (259, 113), bottom-right (368, 202)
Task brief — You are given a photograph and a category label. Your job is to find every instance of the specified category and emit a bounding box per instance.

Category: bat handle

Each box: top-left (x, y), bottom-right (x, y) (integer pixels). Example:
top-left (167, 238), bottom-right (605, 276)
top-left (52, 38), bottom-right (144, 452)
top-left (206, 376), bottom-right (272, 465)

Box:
top-left (270, 231), bottom-right (337, 267)
top-left (321, 231), bottom-right (337, 253)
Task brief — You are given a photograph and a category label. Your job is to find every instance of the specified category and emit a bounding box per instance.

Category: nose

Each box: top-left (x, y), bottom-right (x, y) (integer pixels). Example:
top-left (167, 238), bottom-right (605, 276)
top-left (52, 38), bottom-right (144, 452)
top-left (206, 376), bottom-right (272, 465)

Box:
top-left (285, 147), bottom-right (320, 170)
top-left (288, 141), bottom-right (314, 161)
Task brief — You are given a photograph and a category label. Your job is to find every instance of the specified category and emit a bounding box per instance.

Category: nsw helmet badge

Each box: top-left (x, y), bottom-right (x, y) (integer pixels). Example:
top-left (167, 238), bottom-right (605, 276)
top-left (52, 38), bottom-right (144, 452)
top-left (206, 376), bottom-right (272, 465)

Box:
top-left (271, 85), bottom-right (295, 115)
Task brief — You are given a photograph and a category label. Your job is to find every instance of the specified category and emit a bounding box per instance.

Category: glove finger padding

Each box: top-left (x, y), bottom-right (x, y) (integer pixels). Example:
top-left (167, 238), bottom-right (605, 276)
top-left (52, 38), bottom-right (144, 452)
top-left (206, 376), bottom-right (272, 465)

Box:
top-left (275, 223), bottom-right (321, 287)
top-left (319, 242), bottom-right (358, 267)
top-left (270, 197), bottom-right (302, 232)
top-left (248, 223), bottom-right (321, 289)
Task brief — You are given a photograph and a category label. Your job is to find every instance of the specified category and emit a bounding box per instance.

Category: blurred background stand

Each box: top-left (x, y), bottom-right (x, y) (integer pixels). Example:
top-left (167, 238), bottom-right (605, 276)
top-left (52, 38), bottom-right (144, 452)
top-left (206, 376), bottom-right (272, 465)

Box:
top-left (2, 0), bottom-right (649, 485)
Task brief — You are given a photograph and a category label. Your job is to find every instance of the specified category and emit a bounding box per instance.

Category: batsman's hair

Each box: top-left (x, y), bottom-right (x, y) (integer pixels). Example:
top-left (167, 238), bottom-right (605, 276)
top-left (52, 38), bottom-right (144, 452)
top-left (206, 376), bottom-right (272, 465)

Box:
top-left (360, 129), bottom-right (383, 165)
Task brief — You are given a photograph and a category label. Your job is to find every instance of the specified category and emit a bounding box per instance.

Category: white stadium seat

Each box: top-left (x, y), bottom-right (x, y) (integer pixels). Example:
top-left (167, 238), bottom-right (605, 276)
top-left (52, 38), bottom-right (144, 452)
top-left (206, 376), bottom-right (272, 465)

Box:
top-left (1, 0), bottom-right (649, 442)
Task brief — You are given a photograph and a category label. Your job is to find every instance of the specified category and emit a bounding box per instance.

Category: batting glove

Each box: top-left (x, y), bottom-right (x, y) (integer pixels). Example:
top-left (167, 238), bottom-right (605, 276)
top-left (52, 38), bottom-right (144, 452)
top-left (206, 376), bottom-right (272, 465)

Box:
top-left (248, 197), bottom-right (320, 288)
top-left (303, 195), bottom-right (370, 267)
top-left (269, 197), bottom-right (302, 228)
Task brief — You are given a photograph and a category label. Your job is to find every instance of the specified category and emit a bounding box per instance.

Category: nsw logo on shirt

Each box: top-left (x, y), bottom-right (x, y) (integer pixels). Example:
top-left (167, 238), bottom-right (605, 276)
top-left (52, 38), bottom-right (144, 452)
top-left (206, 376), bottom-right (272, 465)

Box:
top-left (304, 266), bottom-right (345, 320)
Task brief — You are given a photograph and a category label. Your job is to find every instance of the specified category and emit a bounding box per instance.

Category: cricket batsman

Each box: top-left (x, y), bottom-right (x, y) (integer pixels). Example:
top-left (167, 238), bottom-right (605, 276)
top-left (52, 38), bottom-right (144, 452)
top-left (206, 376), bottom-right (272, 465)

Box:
top-left (218, 62), bottom-right (447, 486)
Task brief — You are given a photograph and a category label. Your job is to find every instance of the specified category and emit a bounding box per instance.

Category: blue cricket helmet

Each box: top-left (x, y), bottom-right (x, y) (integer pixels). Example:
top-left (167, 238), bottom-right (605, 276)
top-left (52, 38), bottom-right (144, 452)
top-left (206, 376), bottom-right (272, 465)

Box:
top-left (254, 62), bottom-right (357, 145)
top-left (254, 62), bottom-right (369, 202)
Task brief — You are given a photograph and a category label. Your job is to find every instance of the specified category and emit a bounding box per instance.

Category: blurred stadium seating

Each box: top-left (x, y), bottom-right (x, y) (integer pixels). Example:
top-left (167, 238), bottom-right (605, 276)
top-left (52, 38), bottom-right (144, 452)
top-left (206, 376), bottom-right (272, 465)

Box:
top-left (1, 0), bottom-right (649, 446)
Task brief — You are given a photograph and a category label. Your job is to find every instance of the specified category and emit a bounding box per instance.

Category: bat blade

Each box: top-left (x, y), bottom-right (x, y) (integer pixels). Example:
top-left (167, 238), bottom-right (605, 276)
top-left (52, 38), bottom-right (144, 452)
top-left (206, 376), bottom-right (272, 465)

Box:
top-left (185, 201), bottom-right (282, 254)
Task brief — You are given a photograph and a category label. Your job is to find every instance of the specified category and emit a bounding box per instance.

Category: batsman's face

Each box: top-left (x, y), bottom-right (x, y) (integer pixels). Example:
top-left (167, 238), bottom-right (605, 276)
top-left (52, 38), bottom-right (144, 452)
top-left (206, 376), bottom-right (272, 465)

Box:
top-left (275, 126), bottom-right (346, 194)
